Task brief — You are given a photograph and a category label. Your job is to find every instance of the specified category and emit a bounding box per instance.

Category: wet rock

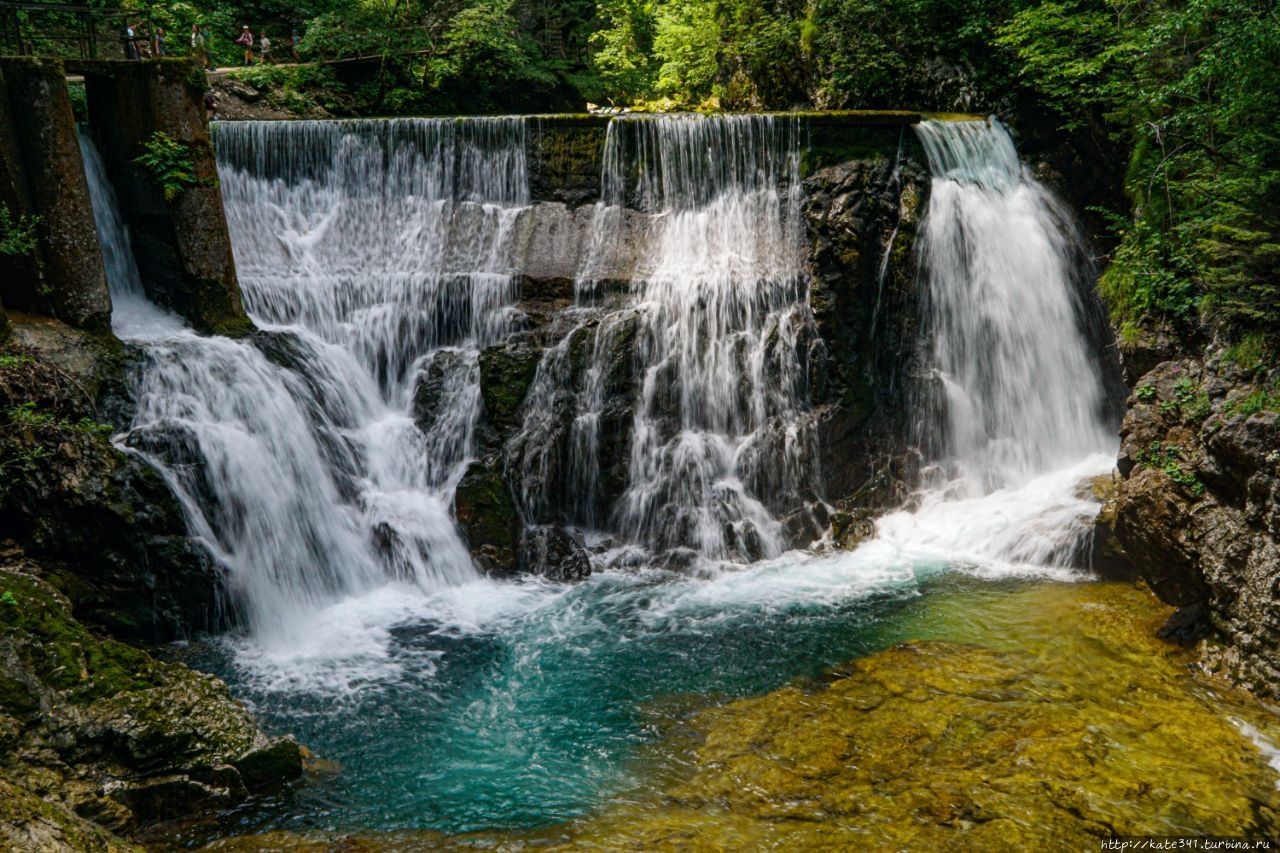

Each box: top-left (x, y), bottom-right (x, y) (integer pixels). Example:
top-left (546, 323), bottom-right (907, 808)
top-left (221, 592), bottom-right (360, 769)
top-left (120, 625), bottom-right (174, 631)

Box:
top-left (519, 526), bottom-right (591, 581)
top-left (412, 349), bottom-right (468, 435)
top-left (1084, 473), bottom-right (1133, 580)
top-left (235, 735), bottom-right (305, 794)
top-left (802, 153), bottom-right (928, 507)
top-left (0, 319), bottom-right (221, 641)
top-left (0, 563), bottom-right (304, 844)
top-left (478, 342), bottom-right (541, 442)
top-left (1113, 356), bottom-right (1280, 699)
top-left (453, 460), bottom-right (521, 575)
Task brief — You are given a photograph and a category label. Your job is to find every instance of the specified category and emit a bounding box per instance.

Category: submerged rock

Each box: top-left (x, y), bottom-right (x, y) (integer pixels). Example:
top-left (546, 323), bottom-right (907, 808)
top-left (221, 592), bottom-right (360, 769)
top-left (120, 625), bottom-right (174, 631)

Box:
top-left (547, 583), bottom-right (1280, 849)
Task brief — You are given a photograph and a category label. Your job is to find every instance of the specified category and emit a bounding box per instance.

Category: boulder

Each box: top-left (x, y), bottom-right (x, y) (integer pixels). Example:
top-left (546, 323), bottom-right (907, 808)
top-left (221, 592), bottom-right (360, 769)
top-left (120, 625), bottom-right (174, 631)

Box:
top-left (453, 460), bottom-right (521, 575)
top-left (519, 526), bottom-right (591, 581)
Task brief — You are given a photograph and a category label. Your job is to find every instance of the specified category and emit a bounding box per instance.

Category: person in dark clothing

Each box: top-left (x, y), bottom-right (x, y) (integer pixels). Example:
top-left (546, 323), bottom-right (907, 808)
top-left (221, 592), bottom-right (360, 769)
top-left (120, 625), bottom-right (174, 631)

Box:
top-left (122, 23), bottom-right (140, 60)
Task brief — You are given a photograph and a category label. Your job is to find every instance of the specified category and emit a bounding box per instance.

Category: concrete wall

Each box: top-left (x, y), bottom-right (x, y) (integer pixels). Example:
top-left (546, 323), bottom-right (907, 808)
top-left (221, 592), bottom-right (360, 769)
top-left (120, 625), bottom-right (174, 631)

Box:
top-left (75, 58), bottom-right (251, 336)
top-left (525, 111), bottom-right (927, 207)
top-left (0, 58), bottom-right (112, 333)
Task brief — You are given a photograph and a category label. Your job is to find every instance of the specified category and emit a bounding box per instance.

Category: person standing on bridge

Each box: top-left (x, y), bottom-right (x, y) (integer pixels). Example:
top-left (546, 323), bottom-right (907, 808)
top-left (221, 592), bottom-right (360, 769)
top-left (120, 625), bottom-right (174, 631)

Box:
top-left (290, 29), bottom-right (301, 62)
top-left (259, 30), bottom-right (275, 64)
top-left (236, 25), bottom-right (254, 66)
top-left (122, 22), bottom-right (140, 60)
top-left (191, 23), bottom-right (206, 68)
top-left (152, 26), bottom-right (166, 58)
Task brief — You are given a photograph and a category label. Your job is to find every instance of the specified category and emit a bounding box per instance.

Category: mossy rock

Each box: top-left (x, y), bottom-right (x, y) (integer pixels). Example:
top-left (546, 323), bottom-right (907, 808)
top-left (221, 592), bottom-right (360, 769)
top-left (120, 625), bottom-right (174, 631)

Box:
top-left (452, 461), bottom-right (520, 575)
top-left (0, 563), bottom-right (303, 840)
top-left (478, 343), bottom-right (541, 439)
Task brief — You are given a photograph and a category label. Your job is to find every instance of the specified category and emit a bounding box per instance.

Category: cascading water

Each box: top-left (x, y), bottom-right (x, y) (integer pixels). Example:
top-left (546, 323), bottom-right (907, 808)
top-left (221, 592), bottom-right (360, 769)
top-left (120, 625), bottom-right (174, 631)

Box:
top-left (76, 114), bottom-right (1159, 840)
top-left (872, 118), bottom-right (1117, 571)
top-left (85, 119), bottom-right (531, 663)
top-left (510, 116), bottom-right (822, 565)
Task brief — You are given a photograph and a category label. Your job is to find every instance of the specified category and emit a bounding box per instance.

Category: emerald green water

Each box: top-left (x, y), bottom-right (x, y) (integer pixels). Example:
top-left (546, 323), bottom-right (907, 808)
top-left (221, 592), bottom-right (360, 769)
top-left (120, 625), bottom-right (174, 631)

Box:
top-left (181, 553), bottom-right (969, 838)
top-left (165, 553), bottom-right (1280, 849)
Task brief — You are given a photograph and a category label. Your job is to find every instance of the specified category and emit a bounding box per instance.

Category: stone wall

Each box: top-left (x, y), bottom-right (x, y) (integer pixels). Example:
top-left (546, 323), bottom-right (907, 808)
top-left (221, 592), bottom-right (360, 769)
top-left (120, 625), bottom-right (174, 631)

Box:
top-left (0, 58), bottom-right (112, 333)
top-left (75, 58), bottom-right (252, 336)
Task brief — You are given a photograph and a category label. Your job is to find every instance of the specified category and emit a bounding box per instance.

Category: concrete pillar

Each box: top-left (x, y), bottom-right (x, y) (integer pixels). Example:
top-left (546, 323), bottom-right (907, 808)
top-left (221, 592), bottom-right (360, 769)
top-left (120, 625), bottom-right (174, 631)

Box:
top-left (0, 58), bottom-right (112, 333)
top-left (80, 59), bottom-right (250, 336)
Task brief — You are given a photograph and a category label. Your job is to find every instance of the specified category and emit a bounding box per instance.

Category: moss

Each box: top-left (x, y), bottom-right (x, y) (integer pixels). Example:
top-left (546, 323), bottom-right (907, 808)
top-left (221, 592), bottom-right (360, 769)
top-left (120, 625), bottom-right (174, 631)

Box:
top-left (0, 570), bottom-right (157, 701)
top-left (0, 778), bottom-right (136, 852)
top-left (539, 582), bottom-right (1280, 848)
top-left (478, 344), bottom-right (541, 434)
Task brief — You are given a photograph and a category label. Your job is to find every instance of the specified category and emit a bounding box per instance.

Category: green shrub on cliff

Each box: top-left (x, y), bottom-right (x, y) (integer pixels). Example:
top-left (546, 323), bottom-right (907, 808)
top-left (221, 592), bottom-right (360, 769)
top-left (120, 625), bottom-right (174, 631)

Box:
top-left (134, 132), bottom-right (199, 202)
top-left (1000, 0), bottom-right (1280, 341)
top-left (0, 205), bottom-right (40, 257)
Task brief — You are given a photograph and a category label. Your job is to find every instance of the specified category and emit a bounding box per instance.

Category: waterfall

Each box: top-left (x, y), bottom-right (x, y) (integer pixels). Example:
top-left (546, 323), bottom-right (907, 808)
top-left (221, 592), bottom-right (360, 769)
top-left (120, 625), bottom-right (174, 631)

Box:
top-left (509, 116), bottom-right (821, 566)
top-left (82, 119), bottom-right (531, 647)
top-left (875, 118), bottom-right (1116, 570)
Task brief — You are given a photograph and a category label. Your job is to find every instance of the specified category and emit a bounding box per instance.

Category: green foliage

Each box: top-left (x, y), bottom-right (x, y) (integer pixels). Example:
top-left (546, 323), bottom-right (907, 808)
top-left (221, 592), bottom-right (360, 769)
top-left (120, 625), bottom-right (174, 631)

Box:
top-left (589, 0), bottom-right (658, 102)
top-left (0, 355), bottom-right (34, 369)
top-left (1135, 384), bottom-right (1156, 402)
top-left (1156, 378), bottom-right (1212, 424)
top-left (0, 205), bottom-right (41, 257)
top-left (1135, 441), bottom-right (1205, 496)
top-left (134, 132), bottom-right (199, 202)
top-left (1001, 0), bottom-right (1280, 340)
top-left (1225, 388), bottom-right (1280, 419)
top-left (1223, 334), bottom-right (1274, 375)
top-left (6, 401), bottom-right (55, 428)
top-left (0, 591), bottom-right (16, 608)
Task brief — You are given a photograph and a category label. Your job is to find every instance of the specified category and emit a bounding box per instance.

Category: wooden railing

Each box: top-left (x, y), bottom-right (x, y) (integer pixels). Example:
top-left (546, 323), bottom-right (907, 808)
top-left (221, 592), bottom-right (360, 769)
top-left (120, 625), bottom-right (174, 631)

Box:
top-left (0, 0), bottom-right (136, 59)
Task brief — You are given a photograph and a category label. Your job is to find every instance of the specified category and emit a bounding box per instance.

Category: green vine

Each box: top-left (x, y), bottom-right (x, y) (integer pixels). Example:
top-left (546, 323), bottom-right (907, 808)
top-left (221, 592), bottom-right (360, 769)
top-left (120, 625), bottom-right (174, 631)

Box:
top-left (134, 132), bottom-right (199, 202)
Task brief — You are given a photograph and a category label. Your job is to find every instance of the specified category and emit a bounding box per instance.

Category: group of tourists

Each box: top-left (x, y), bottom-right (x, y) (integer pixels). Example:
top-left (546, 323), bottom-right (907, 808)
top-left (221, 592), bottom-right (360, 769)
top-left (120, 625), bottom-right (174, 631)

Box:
top-left (120, 22), bottom-right (167, 60)
top-left (233, 25), bottom-right (302, 66)
top-left (121, 21), bottom-right (302, 68)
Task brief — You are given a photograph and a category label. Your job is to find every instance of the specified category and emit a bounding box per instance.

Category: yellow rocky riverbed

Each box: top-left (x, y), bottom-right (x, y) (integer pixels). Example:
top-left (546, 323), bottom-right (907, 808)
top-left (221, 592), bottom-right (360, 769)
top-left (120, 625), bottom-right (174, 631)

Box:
top-left (200, 580), bottom-right (1280, 852)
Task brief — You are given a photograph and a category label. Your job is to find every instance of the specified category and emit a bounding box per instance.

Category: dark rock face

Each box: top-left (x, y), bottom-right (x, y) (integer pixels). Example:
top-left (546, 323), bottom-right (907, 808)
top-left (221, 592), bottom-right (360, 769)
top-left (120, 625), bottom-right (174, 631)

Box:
top-left (1113, 352), bottom-right (1280, 699)
top-left (519, 525), bottom-right (592, 580)
top-left (81, 59), bottom-right (252, 336)
top-left (0, 561), bottom-right (302, 846)
top-left (802, 151), bottom-right (930, 509)
top-left (0, 318), bottom-right (221, 641)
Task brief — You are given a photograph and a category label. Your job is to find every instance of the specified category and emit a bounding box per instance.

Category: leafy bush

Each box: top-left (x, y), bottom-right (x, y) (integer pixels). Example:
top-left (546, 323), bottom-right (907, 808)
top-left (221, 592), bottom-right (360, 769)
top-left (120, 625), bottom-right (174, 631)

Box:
top-left (1135, 441), bottom-right (1205, 496)
top-left (0, 205), bottom-right (40, 257)
top-left (134, 132), bottom-right (199, 202)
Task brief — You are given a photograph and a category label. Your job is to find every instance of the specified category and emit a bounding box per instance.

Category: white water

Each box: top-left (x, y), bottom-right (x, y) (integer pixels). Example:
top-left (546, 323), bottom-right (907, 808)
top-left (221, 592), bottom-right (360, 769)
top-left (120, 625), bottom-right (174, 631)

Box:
top-left (511, 116), bottom-right (821, 565)
top-left (877, 118), bottom-right (1116, 569)
top-left (82, 121), bottom-right (533, 662)
top-left (80, 116), bottom-right (1116, 697)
